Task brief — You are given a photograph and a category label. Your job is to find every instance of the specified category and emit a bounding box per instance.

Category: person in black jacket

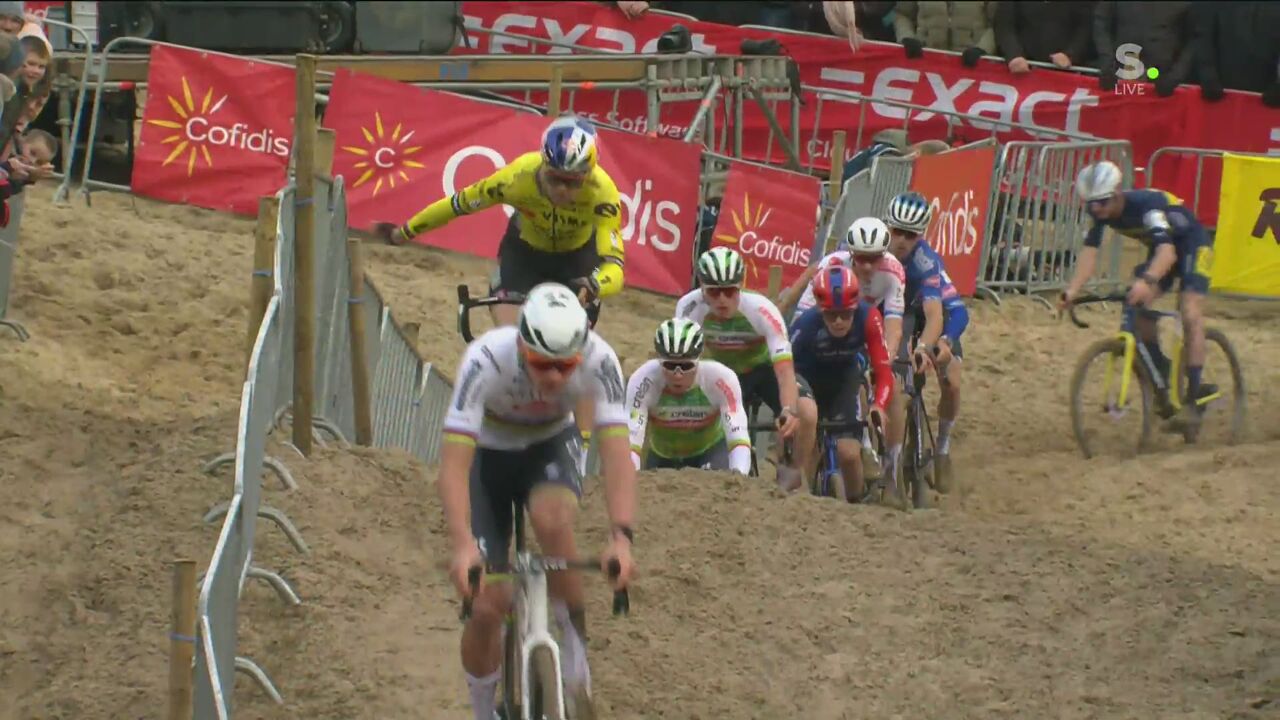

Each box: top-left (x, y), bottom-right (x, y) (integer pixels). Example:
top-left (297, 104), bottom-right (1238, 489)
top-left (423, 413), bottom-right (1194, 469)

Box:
top-left (994, 1), bottom-right (1094, 75)
top-left (1192, 1), bottom-right (1280, 106)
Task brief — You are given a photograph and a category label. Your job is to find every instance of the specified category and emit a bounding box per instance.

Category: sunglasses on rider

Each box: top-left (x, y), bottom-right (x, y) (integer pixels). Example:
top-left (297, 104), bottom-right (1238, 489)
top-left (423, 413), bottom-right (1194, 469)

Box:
top-left (822, 309), bottom-right (855, 321)
top-left (703, 285), bottom-right (740, 299)
top-left (661, 360), bottom-right (696, 373)
top-left (543, 170), bottom-right (586, 189)
top-left (852, 253), bottom-right (881, 265)
top-left (523, 349), bottom-right (582, 373)
top-left (888, 228), bottom-right (919, 240)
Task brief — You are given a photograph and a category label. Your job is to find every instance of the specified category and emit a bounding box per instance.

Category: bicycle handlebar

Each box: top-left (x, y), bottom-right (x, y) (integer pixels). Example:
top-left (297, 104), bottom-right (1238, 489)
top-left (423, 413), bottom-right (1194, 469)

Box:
top-left (460, 557), bottom-right (628, 621)
top-left (457, 284), bottom-right (525, 343)
top-left (1065, 292), bottom-right (1128, 330)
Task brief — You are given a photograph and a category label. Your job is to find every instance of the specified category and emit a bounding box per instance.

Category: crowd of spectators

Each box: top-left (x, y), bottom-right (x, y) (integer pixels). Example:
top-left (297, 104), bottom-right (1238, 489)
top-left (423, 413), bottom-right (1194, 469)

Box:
top-left (613, 1), bottom-right (1280, 105)
top-left (0, 0), bottom-right (57, 219)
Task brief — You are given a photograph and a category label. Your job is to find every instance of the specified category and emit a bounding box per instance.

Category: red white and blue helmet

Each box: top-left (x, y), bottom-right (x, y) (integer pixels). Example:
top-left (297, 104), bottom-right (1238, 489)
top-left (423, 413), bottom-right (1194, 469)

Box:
top-left (813, 265), bottom-right (860, 311)
top-left (541, 115), bottom-right (599, 174)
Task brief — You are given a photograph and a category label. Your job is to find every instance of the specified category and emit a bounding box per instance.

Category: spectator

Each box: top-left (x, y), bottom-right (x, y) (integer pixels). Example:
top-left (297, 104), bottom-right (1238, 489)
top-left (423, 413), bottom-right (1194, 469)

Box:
top-left (0, 2), bottom-right (22, 35)
top-left (1192, 1), bottom-right (1280, 106)
top-left (1095, 1), bottom-right (1193, 96)
top-left (994, 1), bottom-right (1093, 75)
top-left (818, 1), bottom-right (861, 50)
top-left (850, 2), bottom-right (897, 43)
top-left (841, 128), bottom-right (907, 180)
top-left (894, 1), bottom-right (996, 67)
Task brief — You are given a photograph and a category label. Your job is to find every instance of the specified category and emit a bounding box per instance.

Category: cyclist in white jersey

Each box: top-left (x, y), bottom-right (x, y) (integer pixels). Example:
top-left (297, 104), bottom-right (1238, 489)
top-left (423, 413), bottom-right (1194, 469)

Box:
top-left (675, 247), bottom-right (818, 491)
top-left (439, 283), bottom-right (637, 720)
top-left (626, 318), bottom-right (752, 474)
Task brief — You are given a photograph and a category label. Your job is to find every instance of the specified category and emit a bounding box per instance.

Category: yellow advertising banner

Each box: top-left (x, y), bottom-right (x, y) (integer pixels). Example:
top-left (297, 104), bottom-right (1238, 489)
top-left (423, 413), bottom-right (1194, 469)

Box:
top-left (1210, 153), bottom-right (1280, 297)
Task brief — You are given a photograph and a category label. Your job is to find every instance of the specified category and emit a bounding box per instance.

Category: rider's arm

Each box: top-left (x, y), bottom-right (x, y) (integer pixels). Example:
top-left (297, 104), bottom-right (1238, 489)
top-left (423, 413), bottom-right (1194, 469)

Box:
top-left (776, 263), bottom-right (822, 319)
top-left (438, 344), bottom-right (498, 551)
top-left (400, 164), bottom-right (512, 240)
top-left (917, 298), bottom-right (945, 351)
top-left (624, 362), bottom-right (660, 471)
top-left (1140, 209), bottom-right (1178, 282)
top-left (706, 363), bottom-right (752, 475)
top-left (750, 296), bottom-right (800, 412)
top-left (863, 306), bottom-right (893, 410)
top-left (590, 180), bottom-right (626, 298)
top-left (590, 345), bottom-right (638, 535)
top-left (1066, 222), bottom-right (1105, 296)
top-left (882, 267), bottom-right (906, 359)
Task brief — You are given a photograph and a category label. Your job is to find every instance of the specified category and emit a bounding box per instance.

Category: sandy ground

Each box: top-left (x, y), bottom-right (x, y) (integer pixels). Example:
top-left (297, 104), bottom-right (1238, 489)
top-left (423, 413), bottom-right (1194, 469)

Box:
top-left (1, 186), bottom-right (1276, 719)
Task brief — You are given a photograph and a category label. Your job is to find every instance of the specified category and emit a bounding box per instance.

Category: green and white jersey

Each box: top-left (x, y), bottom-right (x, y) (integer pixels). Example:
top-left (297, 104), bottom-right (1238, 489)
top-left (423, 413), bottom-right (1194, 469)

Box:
top-left (625, 359), bottom-right (752, 474)
top-left (674, 289), bottom-right (793, 374)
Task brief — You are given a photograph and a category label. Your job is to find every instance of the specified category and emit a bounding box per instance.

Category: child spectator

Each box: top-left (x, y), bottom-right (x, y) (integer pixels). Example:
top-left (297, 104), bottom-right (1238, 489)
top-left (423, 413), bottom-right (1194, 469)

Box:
top-left (0, 2), bottom-right (23, 35)
top-left (0, 127), bottom-right (53, 192)
top-left (17, 33), bottom-right (47, 94)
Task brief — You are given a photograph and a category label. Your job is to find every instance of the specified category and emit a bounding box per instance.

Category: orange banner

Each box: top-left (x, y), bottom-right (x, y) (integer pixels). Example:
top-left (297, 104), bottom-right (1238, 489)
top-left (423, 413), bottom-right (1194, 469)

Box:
top-left (908, 146), bottom-right (997, 297)
top-left (710, 163), bottom-right (821, 292)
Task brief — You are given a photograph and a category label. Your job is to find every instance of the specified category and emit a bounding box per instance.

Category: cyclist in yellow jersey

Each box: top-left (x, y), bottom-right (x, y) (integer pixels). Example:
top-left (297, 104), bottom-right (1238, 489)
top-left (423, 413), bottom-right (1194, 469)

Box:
top-left (375, 114), bottom-right (625, 329)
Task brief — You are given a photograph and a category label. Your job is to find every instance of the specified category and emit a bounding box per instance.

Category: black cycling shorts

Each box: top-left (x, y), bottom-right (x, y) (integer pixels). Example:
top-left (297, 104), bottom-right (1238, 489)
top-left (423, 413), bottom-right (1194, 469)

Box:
top-left (803, 366), bottom-right (863, 439)
top-left (490, 216), bottom-right (603, 325)
top-left (469, 425), bottom-right (584, 565)
top-left (739, 362), bottom-right (814, 418)
top-left (644, 438), bottom-right (730, 471)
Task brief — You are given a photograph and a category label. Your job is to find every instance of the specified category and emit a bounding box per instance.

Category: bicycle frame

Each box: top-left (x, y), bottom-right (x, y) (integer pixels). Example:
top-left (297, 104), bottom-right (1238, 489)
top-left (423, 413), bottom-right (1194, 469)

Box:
top-left (513, 552), bottom-right (566, 720)
top-left (1093, 303), bottom-right (1184, 413)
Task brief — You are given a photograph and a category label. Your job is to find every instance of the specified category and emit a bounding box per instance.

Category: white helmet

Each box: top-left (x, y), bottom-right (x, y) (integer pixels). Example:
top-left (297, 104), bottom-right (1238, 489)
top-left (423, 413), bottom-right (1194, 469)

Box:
top-left (884, 192), bottom-right (932, 234)
top-left (518, 283), bottom-right (590, 359)
top-left (654, 318), bottom-right (704, 360)
top-left (841, 217), bottom-right (892, 254)
top-left (1076, 161), bottom-right (1122, 201)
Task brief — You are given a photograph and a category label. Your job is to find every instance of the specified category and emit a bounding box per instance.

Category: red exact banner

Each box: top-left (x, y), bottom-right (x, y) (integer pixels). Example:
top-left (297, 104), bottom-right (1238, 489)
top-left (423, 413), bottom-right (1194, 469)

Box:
top-left (909, 146), bottom-right (997, 297)
top-left (133, 46), bottom-right (294, 214)
top-left (456, 1), bottom-right (1280, 225)
top-left (711, 162), bottom-right (821, 292)
top-left (323, 69), bottom-right (699, 296)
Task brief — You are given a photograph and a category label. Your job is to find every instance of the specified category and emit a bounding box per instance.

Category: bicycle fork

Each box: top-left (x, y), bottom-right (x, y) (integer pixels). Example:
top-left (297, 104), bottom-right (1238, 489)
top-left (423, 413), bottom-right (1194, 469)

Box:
top-left (519, 566), bottom-right (566, 720)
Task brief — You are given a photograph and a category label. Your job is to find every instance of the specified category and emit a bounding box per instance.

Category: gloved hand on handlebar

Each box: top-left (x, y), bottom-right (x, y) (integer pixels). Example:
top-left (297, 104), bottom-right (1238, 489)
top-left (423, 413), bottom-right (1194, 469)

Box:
top-left (372, 222), bottom-right (408, 246)
top-left (570, 273), bottom-right (602, 307)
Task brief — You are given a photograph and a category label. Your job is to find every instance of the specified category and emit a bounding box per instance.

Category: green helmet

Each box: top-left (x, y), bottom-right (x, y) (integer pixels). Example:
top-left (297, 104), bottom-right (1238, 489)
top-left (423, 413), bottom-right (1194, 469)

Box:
top-left (654, 318), bottom-right (704, 360)
top-left (696, 247), bottom-right (745, 287)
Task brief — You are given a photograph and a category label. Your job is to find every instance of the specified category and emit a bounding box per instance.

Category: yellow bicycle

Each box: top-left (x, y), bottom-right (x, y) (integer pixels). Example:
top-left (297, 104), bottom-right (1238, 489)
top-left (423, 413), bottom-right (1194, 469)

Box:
top-left (1066, 292), bottom-right (1246, 459)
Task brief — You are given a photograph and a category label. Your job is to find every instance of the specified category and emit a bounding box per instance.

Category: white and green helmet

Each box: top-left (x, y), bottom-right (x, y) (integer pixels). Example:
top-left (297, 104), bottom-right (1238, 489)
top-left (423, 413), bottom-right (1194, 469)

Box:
top-left (696, 247), bottom-right (745, 287)
top-left (654, 318), bottom-right (704, 360)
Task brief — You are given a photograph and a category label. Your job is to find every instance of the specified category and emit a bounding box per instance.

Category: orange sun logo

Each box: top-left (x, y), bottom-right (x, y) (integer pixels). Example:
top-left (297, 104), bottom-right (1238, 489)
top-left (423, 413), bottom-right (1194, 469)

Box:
top-left (341, 112), bottom-right (425, 197)
top-left (713, 192), bottom-right (774, 285)
top-left (145, 76), bottom-right (226, 177)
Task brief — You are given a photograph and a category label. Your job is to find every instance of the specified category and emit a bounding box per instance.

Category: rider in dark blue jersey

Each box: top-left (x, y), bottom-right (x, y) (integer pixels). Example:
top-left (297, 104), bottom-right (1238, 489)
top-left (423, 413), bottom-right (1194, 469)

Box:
top-left (1059, 161), bottom-right (1217, 433)
top-left (884, 191), bottom-right (966, 493)
top-left (790, 265), bottom-right (893, 503)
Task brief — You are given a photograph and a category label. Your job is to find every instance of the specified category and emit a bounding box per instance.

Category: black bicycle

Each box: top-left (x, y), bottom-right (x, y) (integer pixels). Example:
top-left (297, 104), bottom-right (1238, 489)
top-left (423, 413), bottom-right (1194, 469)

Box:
top-left (898, 354), bottom-right (945, 510)
top-left (461, 505), bottom-right (628, 720)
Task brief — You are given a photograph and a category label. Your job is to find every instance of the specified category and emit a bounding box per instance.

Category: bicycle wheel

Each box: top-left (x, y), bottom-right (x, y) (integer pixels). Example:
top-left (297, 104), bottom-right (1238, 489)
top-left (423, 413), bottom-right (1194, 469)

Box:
top-left (902, 398), bottom-right (931, 510)
top-left (1175, 327), bottom-right (1247, 446)
top-left (1069, 337), bottom-right (1155, 459)
top-left (500, 612), bottom-right (521, 720)
top-left (528, 645), bottom-right (564, 720)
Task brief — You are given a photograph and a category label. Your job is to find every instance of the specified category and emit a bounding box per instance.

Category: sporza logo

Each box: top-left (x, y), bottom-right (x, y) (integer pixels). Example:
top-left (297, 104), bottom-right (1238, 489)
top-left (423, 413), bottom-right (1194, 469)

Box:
top-left (146, 76), bottom-right (290, 176)
top-left (341, 111), bottom-right (427, 197)
top-left (1114, 43), bottom-right (1159, 95)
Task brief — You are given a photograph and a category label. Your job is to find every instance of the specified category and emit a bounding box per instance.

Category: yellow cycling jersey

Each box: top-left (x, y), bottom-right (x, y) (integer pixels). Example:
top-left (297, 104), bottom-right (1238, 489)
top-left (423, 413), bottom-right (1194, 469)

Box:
top-left (401, 152), bottom-right (626, 297)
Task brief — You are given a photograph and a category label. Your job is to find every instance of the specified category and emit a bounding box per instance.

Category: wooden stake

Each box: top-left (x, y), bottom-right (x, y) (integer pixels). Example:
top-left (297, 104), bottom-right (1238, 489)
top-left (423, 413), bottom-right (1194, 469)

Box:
top-left (548, 65), bottom-right (563, 117)
top-left (168, 560), bottom-right (197, 720)
top-left (826, 130), bottom-right (847, 254)
top-left (315, 127), bottom-right (335, 178)
top-left (293, 54), bottom-right (317, 456)
top-left (247, 196), bottom-right (280, 372)
top-left (347, 237), bottom-right (374, 446)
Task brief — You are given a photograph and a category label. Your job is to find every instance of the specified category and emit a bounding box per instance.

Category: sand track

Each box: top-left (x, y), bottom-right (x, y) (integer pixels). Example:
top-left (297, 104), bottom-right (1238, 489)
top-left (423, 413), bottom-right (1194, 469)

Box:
top-left (1, 188), bottom-right (1275, 719)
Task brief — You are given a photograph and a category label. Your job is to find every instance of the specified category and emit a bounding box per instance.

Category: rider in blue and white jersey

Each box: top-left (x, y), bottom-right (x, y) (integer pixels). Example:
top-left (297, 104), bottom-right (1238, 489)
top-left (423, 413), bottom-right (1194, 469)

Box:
top-left (884, 192), bottom-right (968, 493)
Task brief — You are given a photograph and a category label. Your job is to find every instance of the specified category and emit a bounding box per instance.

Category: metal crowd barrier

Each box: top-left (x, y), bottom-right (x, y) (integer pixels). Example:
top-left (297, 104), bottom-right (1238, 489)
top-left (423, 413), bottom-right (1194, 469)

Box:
top-left (978, 140), bottom-right (1132, 303)
top-left (0, 193), bottom-right (29, 340)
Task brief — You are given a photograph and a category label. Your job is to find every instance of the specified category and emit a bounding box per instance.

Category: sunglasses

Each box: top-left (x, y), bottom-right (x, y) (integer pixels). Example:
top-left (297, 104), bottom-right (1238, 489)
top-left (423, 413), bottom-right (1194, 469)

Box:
top-left (524, 351), bottom-right (582, 373)
top-left (1086, 197), bottom-right (1113, 210)
top-left (661, 360), bottom-right (696, 373)
top-left (822, 309), bottom-right (855, 321)
top-left (703, 285), bottom-right (740, 299)
top-left (889, 229), bottom-right (920, 241)
top-left (852, 253), bottom-right (881, 265)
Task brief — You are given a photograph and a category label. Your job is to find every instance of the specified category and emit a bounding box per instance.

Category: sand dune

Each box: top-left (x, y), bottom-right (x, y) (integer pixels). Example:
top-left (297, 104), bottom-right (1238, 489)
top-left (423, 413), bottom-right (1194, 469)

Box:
top-left (1, 187), bottom-right (1276, 719)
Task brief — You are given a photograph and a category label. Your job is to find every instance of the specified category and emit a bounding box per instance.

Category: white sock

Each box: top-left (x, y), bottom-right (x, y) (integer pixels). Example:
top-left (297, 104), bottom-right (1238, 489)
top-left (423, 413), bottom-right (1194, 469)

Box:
top-left (553, 600), bottom-right (591, 691)
top-left (861, 425), bottom-right (873, 449)
top-left (886, 444), bottom-right (902, 480)
top-left (937, 420), bottom-right (954, 455)
top-left (466, 669), bottom-right (500, 720)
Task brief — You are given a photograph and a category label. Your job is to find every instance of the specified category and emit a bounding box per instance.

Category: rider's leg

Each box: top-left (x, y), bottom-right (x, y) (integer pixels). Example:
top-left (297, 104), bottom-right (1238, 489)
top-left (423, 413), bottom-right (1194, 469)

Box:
top-left (793, 396), bottom-right (819, 491)
top-left (934, 337), bottom-right (963, 494)
top-left (835, 437), bottom-right (864, 500)
top-left (884, 378), bottom-right (905, 484)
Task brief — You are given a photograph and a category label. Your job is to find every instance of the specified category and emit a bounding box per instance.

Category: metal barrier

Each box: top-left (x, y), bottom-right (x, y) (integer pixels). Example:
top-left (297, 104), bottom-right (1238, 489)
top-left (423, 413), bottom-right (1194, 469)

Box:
top-left (39, 18), bottom-right (96, 205)
top-left (1145, 146), bottom-right (1274, 222)
top-left (978, 140), bottom-right (1132, 304)
top-left (0, 193), bottom-right (29, 340)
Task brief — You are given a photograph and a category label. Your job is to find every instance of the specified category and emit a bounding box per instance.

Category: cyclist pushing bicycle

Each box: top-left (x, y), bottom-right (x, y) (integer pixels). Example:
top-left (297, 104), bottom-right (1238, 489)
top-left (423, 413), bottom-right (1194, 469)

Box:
top-left (790, 264), bottom-right (896, 503)
top-left (1058, 161), bottom-right (1217, 432)
top-left (438, 283), bottom-right (636, 720)
top-left (886, 192), bottom-right (968, 493)
top-left (625, 318), bottom-right (753, 475)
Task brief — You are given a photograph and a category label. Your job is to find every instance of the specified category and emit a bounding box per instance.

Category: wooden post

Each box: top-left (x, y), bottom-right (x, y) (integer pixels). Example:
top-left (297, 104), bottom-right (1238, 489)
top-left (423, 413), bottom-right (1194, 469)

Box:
top-left (825, 130), bottom-right (847, 255)
top-left (168, 560), bottom-right (197, 720)
top-left (246, 196), bottom-right (280, 372)
top-left (314, 128), bottom-right (336, 178)
top-left (767, 265), bottom-right (784, 300)
top-left (292, 54), bottom-right (317, 456)
top-left (346, 237), bottom-right (374, 446)
top-left (548, 65), bottom-right (563, 117)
